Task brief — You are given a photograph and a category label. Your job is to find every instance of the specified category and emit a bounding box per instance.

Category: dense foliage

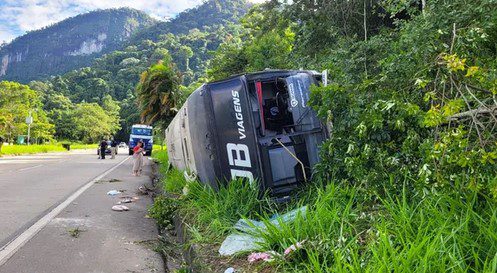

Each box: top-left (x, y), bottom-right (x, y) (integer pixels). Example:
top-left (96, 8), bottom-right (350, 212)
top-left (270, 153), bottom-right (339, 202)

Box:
top-left (207, 0), bottom-right (497, 198)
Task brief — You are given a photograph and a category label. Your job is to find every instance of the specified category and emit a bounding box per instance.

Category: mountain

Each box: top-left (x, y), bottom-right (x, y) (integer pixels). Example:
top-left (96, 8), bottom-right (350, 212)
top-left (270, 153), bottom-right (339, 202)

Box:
top-left (130, 0), bottom-right (250, 41)
top-left (0, 8), bottom-right (156, 83)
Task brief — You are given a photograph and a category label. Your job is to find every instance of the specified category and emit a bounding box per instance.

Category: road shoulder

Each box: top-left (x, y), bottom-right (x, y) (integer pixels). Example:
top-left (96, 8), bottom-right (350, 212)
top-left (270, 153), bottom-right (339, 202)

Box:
top-left (0, 157), bottom-right (163, 273)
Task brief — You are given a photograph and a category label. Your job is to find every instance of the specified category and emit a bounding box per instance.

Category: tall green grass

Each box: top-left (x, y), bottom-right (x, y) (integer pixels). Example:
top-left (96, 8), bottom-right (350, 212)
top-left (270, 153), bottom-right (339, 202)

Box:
top-left (255, 185), bottom-right (497, 273)
top-left (152, 149), bottom-right (187, 194)
top-left (181, 179), bottom-right (264, 242)
top-left (152, 148), bottom-right (264, 242)
top-left (0, 144), bottom-right (66, 155)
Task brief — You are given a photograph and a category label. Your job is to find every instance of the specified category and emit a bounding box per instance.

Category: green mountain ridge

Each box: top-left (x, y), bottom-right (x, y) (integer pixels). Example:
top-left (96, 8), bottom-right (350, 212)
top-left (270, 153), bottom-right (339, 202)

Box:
top-left (0, 8), bottom-right (156, 83)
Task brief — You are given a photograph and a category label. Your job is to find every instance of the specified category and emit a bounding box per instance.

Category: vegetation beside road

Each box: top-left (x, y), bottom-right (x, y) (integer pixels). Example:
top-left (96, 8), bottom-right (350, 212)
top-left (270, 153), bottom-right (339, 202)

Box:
top-left (0, 144), bottom-right (66, 156)
top-left (152, 150), bottom-right (497, 272)
top-left (0, 143), bottom-right (97, 156)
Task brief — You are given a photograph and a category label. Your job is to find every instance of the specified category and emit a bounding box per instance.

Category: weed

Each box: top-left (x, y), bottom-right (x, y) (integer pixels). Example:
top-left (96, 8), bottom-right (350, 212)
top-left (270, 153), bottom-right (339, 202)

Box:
top-left (67, 227), bottom-right (83, 238)
top-left (149, 195), bottom-right (178, 230)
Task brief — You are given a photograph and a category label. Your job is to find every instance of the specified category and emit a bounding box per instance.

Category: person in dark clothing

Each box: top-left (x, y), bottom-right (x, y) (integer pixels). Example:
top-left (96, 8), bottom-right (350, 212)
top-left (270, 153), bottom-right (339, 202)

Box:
top-left (99, 139), bottom-right (108, 159)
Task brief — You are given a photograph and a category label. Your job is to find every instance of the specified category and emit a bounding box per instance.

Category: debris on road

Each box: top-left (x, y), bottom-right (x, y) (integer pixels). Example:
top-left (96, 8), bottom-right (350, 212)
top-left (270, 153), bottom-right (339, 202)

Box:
top-left (137, 185), bottom-right (153, 195)
top-left (117, 196), bottom-right (139, 204)
top-left (96, 178), bottom-right (123, 184)
top-left (247, 252), bottom-right (275, 263)
top-left (118, 198), bottom-right (132, 204)
top-left (107, 190), bottom-right (121, 196)
top-left (284, 240), bottom-right (306, 256)
top-left (219, 206), bottom-right (307, 256)
top-left (219, 233), bottom-right (263, 256)
top-left (111, 205), bottom-right (129, 211)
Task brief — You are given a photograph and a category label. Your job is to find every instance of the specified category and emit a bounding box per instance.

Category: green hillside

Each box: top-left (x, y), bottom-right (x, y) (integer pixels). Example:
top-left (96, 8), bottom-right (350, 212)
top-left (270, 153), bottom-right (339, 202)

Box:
top-left (0, 8), bottom-right (156, 83)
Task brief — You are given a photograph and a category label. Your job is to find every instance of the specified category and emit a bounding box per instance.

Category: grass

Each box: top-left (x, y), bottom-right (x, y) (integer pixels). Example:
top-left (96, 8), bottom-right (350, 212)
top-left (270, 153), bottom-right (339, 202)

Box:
top-left (0, 144), bottom-right (66, 155)
top-left (253, 185), bottom-right (497, 273)
top-left (70, 143), bottom-right (97, 150)
top-left (181, 179), bottom-right (265, 242)
top-left (150, 149), bottom-right (497, 272)
top-left (153, 144), bottom-right (165, 151)
top-left (67, 227), bottom-right (83, 238)
top-left (152, 149), bottom-right (265, 242)
top-left (0, 143), bottom-right (97, 156)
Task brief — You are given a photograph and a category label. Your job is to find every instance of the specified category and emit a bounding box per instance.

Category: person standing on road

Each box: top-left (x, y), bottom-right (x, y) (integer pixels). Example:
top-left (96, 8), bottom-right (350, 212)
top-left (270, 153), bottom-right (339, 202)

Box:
top-left (110, 138), bottom-right (118, 159)
top-left (99, 139), bottom-right (108, 160)
top-left (132, 141), bottom-right (144, 176)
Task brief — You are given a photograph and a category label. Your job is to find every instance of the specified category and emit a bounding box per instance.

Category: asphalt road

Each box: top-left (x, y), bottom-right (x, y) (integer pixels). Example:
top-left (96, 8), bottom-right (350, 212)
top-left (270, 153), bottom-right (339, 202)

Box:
top-left (0, 149), bottom-right (127, 248)
top-left (0, 150), bottom-right (163, 273)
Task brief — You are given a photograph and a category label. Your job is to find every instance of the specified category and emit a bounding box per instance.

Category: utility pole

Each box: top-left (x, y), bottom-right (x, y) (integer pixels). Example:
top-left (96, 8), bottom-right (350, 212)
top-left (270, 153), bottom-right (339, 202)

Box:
top-left (26, 111), bottom-right (33, 145)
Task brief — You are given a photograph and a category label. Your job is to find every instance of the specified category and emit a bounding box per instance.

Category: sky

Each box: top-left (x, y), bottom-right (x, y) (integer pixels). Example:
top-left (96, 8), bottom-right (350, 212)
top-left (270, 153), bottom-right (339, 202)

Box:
top-left (0, 0), bottom-right (266, 43)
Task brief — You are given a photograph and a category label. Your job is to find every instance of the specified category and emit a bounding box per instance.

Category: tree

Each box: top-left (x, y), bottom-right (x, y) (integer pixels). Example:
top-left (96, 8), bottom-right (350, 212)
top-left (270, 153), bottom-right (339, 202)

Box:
top-left (244, 28), bottom-right (295, 71)
top-left (0, 81), bottom-right (54, 143)
top-left (178, 45), bottom-right (194, 71)
top-left (136, 59), bottom-right (182, 128)
top-left (71, 103), bottom-right (120, 143)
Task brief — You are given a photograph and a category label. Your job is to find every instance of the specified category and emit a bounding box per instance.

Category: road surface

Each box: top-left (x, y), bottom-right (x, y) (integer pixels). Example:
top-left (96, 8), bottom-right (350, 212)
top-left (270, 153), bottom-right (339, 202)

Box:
top-left (0, 150), bottom-right (121, 246)
top-left (0, 149), bottom-right (163, 272)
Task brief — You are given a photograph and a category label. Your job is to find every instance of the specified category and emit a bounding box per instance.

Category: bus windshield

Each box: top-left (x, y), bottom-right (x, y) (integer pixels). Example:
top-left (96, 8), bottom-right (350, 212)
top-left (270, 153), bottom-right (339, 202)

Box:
top-left (132, 128), bottom-right (152, 136)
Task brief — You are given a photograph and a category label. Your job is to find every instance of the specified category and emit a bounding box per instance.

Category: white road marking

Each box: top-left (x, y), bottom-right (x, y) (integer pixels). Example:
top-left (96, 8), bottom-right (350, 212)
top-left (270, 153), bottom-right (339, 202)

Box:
top-left (0, 156), bottom-right (131, 267)
top-left (17, 165), bottom-right (43, 172)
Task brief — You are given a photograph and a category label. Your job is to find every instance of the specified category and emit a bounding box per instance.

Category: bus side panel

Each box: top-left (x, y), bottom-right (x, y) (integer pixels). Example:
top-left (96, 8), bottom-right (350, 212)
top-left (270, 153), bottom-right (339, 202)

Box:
top-left (166, 110), bottom-right (187, 171)
top-left (207, 76), bottom-right (261, 185)
top-left (186, 86), bottom-right (220, 189)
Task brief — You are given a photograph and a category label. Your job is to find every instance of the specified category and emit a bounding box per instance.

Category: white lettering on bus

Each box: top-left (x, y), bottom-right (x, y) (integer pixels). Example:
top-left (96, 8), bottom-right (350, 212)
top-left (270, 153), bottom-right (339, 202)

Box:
top-left (232, 90), bottom-right (246, 140)
top-left (226, 143), bottom-right (254, 182)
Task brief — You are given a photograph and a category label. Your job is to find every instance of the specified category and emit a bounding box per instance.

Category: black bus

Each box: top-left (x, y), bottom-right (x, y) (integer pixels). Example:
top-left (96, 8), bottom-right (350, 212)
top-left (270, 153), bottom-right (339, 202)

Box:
top-left (165, 70), bottom-right (328, 197)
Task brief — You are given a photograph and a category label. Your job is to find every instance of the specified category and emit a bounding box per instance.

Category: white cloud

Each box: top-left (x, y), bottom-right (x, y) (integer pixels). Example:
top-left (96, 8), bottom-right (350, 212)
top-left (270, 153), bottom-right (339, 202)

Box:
top-left (0, 25), bottom-right (16, 43)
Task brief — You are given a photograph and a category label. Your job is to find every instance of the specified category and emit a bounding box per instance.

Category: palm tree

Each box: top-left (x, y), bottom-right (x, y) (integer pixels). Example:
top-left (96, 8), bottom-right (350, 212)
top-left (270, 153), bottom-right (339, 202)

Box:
top-left (136, 60), bottom-right (182, 127)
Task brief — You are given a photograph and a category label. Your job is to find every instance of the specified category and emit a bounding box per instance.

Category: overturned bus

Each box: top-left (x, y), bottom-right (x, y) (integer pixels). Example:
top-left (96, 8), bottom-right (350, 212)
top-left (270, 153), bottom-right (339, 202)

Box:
top-left (165, 70), bottom-right (328, 197)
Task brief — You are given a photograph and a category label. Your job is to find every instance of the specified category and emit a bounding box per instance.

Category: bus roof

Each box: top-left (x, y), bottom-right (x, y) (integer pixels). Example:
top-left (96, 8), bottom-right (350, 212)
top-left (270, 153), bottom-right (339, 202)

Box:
top-left (132, 124), bottom-right (153, 129)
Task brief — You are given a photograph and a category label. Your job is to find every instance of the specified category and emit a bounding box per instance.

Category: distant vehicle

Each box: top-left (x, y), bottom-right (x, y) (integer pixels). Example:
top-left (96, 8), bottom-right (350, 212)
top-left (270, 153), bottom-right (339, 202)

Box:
top-left (97, 140), bottom-right (118, 156)
top-left (166, 70), bottom-right (328, 198)
top-left (118, 142), bottom-right (127, 148)
top-left (129, 124), bottom-right (153, 156)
